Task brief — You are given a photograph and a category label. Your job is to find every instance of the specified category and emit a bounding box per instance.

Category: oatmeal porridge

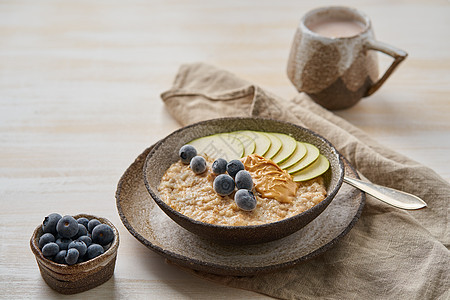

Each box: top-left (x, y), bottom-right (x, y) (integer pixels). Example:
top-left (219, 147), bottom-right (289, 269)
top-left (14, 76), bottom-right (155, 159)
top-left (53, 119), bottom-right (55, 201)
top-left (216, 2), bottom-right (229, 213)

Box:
top-left (158, 154), bottom-right (327, 226)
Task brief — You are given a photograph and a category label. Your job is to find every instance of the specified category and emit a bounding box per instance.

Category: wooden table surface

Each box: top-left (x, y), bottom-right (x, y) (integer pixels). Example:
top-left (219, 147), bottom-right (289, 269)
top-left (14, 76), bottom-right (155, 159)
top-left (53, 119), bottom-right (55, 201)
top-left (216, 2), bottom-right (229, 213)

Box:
top-left (1, 0), bottom-right (449, 298)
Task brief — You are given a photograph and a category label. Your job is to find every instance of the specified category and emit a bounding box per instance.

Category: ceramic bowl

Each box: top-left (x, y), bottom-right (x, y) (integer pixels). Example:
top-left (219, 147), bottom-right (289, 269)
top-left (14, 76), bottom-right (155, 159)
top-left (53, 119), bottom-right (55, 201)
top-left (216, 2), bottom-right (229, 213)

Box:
top-left (30, 214), bottom-right (119, 294)
top-left (143, 117), bottom-right (344, 244)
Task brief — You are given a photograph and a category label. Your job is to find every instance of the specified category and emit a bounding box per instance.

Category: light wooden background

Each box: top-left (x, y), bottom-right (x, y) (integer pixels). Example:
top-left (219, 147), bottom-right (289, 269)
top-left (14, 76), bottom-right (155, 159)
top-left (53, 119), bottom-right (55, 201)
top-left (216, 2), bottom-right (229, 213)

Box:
top-left (1, 0), bottom-right (449, 298)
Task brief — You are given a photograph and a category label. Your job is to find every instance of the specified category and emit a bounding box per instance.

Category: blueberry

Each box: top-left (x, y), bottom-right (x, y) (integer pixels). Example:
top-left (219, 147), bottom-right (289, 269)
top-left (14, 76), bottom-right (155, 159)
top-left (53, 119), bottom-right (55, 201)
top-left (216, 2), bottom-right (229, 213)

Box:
top-left (65, 248), bottom-right (79, 265)
top-left (87, 219), bottom-right (101, 233)
top-left (38, 233), bottom-right (55, 249)
top-left (42, 242), bottom-right (60, 257)
top-left (74, 223), bottom-right (88, 238)
top-left (226, 160), bottom-right (245, 178)
top-left (56, 215), bottom-right (79, 238)
top-left (42, 213), bottom-right (62, 235)
top-left (179, 145), bottom-right (197, 164)
top-left (213, 174), bottom-right (235, 196)
top-left (77, 235), bottom-right (92, 247)
top-left (235, 170), bottom-right (253, 190)
top-left (190, 156), bottom-right (207, 174)
top-left (86, 244), bottom-right (104, 260)
top-left (53, 250), bottom-right (67, 264)
top-left (212, 158), bottom-right (227, 175)
top-left (68, 240), bottom-right (87, 257)
top-left (76, 217), bottom-right (89, 229)
top-left (234, 189), bottom-right (257, 211)
top-left (92, 224), bottom-right (115, 246)
top-left (55, 237), bottom-right (72, 250)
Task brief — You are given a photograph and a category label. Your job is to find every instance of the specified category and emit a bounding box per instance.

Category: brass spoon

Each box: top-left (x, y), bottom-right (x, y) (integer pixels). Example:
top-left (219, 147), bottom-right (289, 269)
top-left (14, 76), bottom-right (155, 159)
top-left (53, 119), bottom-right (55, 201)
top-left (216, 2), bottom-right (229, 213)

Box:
top-left (343, 177), bottom-right (427, 210)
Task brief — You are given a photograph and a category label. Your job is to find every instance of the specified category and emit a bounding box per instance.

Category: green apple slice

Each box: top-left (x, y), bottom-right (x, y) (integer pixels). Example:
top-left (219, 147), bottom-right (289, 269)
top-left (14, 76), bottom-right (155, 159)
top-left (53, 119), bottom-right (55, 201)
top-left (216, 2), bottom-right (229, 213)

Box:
top-left (262, 132), bottom-right (282, 159)
top-left (227, 131), bottom-right (256, 157)
top-left (278, 141), bottom-right (307, 169)
top-left (292, 154), bottom-right (330, 182)
top-left (188, 133), bottom-right (244, 160)
top-left (238, 130), bottom-right (271, 156)
top-left (270, 133), bottom-right (298, 164)
top-left (286, 143), bottom-right (320, 174)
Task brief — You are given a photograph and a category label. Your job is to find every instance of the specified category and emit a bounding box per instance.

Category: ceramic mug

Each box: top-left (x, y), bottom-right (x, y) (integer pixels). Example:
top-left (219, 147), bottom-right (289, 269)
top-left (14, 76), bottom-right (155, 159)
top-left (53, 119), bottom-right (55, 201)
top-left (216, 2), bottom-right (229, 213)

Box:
top-left (287, 6), bottom-right (407, 110)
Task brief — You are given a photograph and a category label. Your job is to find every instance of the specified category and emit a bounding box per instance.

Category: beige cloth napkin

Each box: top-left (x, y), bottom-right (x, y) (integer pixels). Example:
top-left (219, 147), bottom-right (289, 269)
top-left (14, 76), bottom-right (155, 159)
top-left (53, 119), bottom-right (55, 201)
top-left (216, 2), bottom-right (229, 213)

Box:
top-left (161, 63), bottom-right (449, 299)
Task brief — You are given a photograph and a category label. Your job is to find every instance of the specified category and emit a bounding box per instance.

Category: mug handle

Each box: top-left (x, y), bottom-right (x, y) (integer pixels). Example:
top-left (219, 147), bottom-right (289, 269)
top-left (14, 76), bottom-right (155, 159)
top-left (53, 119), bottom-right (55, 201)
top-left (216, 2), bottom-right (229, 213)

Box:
top-left (365, 40), bottom-right (408, 96)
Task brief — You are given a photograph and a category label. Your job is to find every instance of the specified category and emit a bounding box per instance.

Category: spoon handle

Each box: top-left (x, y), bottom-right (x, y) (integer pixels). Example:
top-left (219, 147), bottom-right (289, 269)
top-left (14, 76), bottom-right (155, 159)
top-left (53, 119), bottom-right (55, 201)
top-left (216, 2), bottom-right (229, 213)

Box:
top-left (343, 176), bottom-right (427, 210)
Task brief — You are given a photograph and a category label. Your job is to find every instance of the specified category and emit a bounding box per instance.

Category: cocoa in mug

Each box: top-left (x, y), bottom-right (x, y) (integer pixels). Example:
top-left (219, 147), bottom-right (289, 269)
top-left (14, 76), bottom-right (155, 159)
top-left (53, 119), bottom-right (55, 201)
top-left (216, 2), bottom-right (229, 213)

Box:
top-left (287, 6), bottom-right (407, 110)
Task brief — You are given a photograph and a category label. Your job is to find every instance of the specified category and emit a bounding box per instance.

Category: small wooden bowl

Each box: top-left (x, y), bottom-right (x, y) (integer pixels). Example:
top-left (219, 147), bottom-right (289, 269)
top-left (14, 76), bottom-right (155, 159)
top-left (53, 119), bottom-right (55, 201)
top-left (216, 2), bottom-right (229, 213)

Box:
top-left (30, 214), bottom-right (119, 294)
top-left (143, 117), bottom-right (344, 244)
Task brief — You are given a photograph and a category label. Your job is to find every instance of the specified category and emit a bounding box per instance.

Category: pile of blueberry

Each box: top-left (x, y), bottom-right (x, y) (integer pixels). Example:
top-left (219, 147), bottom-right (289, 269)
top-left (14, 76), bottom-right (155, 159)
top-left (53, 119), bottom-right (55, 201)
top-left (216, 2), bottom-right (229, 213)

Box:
top-left (38, 213), bottom-right (115, 265)
top-left (179, 144), bottom-right (206, 174)
top-left (179, 145), bottom-right (257, 211)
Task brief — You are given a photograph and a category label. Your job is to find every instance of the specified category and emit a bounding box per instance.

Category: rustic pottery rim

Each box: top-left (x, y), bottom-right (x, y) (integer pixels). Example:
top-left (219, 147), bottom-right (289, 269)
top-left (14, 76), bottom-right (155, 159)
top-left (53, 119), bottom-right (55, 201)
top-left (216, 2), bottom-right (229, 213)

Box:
top-left (300, 6), bottom-right (371, 40)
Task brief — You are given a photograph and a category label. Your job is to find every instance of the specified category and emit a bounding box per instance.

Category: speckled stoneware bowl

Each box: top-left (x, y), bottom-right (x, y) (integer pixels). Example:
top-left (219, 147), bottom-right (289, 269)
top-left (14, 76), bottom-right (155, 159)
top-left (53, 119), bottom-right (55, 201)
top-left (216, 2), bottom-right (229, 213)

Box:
top-left (143, 117), bottom-right (344, 244)
top-left (30, 214), bottom-right (119, 294)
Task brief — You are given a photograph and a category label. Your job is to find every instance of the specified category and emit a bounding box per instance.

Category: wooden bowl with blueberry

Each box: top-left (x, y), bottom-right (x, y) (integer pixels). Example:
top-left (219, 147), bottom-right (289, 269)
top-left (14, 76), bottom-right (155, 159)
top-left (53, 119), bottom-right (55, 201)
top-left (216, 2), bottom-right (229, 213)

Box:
top-left (143, 117), bottom-right (344, 244)
top-left (30, 213), bottom-right (119, 294)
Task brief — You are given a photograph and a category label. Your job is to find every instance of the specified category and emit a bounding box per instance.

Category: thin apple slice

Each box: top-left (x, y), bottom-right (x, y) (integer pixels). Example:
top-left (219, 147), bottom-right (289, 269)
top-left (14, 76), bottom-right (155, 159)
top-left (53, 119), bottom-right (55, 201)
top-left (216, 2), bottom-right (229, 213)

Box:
top-left (188, 133), bottom-right (244, 160)
top-left (262, 132), bottom-right (282, 159)
top-left (286, 143), bottom-right (320, 174)
top-left (238, 130), bottom-right (271, 156)
top-left (278, 141), bottom-right (307, 169)
top-left (270, 133), bottom-right (298, 164)
top-left (292, 154), bottom-right (330, 182)
top-left (227, 131), bottom-right (256, 157)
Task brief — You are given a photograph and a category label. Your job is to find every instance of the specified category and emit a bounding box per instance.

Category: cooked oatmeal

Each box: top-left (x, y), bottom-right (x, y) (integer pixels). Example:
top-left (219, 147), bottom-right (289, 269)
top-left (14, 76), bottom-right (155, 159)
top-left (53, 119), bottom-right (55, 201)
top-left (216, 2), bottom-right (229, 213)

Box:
top-left (158, 155), bottom-right (327, 226)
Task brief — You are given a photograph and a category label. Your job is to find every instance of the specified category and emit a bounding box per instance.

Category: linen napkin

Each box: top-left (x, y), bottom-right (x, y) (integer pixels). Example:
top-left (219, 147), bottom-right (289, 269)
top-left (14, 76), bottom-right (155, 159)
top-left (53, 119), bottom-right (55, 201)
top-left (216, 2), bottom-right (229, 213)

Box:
top-left (161, 63), bottom-right (449, 299)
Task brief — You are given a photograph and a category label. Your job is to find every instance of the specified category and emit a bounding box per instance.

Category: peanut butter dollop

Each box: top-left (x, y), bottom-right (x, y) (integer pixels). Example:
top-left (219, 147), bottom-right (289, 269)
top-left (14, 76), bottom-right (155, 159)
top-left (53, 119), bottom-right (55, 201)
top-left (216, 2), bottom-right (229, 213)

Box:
top-left (241, 154), bottom-right (298, 203)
